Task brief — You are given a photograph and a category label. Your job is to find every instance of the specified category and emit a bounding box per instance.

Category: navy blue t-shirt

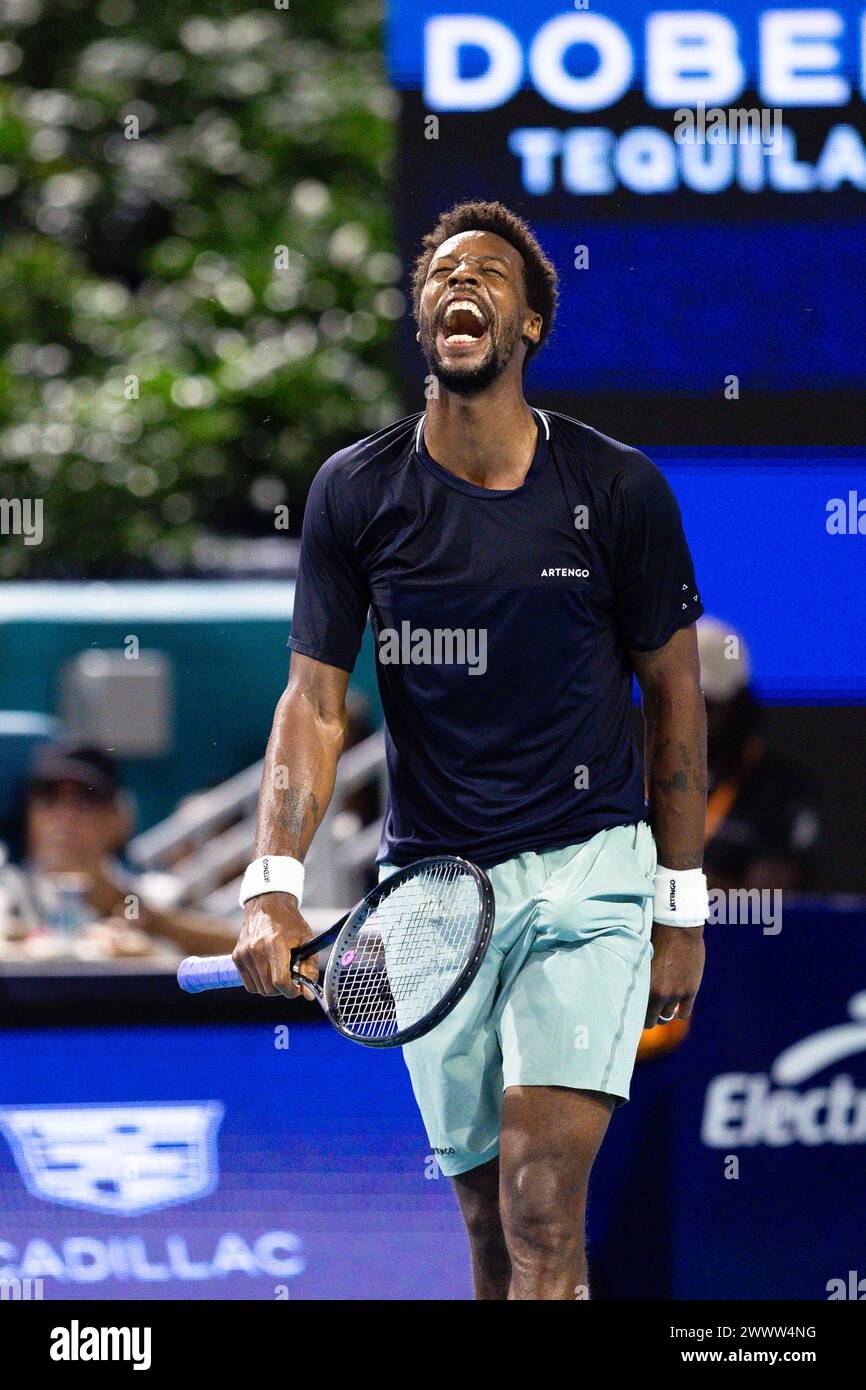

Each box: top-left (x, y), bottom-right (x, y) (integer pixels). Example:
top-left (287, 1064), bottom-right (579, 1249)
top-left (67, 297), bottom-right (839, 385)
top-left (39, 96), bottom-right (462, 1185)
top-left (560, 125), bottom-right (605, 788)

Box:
top-left (288, 408), bottom-right (703, 867)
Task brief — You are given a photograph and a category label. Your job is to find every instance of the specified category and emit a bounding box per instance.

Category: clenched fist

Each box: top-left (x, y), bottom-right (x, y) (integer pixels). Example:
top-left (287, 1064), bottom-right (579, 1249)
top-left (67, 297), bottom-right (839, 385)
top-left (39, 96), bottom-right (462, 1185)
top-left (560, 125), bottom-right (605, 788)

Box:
top-left (233, 894), bottom-right (318, 1000)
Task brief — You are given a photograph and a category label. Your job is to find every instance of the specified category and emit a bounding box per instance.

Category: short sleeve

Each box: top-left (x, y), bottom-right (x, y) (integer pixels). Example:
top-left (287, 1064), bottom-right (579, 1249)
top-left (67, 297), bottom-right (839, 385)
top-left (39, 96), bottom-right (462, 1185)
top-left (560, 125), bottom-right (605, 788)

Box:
top-left (288, 461), bottom-right (369, 673)
top-left (613, 451), bottom-right (703, 652)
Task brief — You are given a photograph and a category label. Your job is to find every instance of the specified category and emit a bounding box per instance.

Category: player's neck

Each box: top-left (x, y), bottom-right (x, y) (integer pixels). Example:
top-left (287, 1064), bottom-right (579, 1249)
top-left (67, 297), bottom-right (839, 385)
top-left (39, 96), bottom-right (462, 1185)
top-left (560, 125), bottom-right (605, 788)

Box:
top-left (423, 384), bottom-right (538, 491)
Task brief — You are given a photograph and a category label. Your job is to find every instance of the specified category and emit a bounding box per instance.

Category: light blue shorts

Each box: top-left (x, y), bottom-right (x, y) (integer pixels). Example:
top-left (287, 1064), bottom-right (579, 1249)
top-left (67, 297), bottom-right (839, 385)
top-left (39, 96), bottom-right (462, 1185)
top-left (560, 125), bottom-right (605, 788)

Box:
top-left (379, 822), bottom-right (656, 1177)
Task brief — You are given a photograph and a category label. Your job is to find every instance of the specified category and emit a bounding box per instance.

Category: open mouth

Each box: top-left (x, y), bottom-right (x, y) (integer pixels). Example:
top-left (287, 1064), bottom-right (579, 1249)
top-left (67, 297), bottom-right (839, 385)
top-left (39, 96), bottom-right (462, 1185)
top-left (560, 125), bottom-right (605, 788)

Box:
top-left (437, 299), bottom-right (490, 352)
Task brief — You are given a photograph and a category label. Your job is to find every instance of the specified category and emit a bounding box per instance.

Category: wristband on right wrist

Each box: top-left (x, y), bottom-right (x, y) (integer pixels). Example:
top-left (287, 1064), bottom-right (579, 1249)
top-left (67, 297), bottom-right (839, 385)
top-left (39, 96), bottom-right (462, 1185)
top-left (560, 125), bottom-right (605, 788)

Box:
top-left (239, 855), bottom-right (304, 909)
top-left (652, 866), bottom-right (708, 927)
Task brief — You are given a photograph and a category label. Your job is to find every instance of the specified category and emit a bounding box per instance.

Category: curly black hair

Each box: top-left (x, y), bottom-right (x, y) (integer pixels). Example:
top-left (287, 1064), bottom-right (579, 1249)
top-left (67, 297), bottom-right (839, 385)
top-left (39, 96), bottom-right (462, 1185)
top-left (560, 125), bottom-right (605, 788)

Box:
top-left (411, 200), bottom-right (559, 364)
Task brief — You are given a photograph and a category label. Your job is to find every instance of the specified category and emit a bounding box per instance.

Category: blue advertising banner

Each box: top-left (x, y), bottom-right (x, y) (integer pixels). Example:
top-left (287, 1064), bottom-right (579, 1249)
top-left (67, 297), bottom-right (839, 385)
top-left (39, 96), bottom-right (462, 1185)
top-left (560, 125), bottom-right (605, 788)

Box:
top-left (1, 905), bottom-right (864, 1300)
top-left (388, 2), bottom-right (866, 90)
top-left (657, 450), bottom-right (866, 703)
top-left (0, 1025), bottom-right (471, 1300)
top-left (387, 1), bottom-right (866, 399)
top-left (589, 900), bottom-right (866, 1300)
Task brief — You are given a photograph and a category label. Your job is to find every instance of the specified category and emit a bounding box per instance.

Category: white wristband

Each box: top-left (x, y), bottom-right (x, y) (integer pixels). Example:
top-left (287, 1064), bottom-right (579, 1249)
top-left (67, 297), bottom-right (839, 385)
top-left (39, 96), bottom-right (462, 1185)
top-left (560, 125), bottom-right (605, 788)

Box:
top-left (653, 867), bottom-right (708, 927)
top-left (239, 856), bottom-right (304, 909)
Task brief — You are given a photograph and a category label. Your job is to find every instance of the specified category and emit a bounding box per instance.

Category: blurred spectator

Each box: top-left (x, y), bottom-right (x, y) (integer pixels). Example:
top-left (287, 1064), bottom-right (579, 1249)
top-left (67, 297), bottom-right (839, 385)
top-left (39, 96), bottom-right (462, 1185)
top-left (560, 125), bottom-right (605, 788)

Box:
top-left (0, 740), bottom-right (237, 961)
top-left (699, 618), bottom-right (821, 891)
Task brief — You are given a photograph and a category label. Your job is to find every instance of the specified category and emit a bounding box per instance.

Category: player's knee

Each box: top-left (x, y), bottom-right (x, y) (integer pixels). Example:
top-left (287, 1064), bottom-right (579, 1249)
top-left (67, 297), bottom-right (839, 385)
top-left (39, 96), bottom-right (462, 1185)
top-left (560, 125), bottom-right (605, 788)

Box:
top-left (459, 1190), bottom-right (503, 1254)
top-left (501, 1158), bottom-right (584, 1260)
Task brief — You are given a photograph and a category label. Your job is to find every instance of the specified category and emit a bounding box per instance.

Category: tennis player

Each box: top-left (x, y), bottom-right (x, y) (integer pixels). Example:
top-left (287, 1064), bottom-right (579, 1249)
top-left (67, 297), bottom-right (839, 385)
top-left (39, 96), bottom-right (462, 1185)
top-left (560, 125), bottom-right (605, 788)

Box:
top-left (233, 201), bottom-right (708, 1300)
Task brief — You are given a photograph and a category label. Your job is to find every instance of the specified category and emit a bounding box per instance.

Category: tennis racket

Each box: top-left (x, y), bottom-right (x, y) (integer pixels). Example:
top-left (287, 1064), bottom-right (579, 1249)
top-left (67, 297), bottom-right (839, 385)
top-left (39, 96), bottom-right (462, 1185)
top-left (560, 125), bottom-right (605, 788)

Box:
top-left (177, 855), bottom-right (494, 1048)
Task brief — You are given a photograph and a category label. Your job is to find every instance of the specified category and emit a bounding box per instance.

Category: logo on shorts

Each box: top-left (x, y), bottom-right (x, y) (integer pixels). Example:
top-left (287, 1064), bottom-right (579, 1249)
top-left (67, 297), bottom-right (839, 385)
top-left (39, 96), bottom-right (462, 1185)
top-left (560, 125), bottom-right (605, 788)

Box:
top-left (432, 1145), bottom-right (456, 1156)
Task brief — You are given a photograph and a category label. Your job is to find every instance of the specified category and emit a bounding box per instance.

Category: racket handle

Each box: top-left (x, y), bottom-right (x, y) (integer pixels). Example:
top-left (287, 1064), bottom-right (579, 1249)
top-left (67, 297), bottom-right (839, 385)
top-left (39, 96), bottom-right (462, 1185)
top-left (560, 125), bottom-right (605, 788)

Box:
top-left (177, 954), bottom-right (243, 993)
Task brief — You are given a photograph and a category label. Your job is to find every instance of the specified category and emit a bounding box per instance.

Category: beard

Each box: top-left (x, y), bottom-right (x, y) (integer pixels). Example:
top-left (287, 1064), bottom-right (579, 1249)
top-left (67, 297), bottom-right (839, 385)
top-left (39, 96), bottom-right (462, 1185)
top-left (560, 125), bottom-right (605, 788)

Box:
top-left (419, 311), bottom-right (523, 397)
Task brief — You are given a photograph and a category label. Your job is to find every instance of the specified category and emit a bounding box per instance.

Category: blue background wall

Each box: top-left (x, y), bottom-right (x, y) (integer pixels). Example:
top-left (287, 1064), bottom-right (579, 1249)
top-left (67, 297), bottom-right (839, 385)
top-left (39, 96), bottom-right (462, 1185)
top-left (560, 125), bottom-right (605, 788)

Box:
top-left (1, 903), bottom-right (864, 1300)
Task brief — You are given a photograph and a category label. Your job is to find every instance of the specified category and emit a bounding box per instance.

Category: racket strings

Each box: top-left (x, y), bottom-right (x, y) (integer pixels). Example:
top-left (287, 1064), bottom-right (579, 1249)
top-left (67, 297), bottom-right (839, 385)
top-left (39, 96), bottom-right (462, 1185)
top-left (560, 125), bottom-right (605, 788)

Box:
top-left (330, 862), bottom-right (482, 1039)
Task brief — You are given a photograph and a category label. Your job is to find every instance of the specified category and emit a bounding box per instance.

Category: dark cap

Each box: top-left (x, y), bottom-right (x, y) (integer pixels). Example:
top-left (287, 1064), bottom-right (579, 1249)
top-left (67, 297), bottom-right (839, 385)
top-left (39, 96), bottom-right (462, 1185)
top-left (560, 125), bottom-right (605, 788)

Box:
top-left (29, 740), bottom-right (121, 799)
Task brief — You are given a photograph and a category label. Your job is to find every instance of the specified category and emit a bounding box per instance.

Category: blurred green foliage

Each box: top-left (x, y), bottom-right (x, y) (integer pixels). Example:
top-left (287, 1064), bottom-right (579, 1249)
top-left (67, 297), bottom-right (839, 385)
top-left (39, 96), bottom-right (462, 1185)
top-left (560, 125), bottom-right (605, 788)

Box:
top-left (0, 0), bottom-right (402, 575)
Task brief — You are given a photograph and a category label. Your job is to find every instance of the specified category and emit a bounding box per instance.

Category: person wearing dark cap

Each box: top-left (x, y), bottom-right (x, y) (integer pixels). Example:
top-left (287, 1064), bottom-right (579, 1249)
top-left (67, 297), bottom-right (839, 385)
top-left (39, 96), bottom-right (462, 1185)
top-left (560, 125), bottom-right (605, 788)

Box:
top-left (0, 739), bottom-right (237, 958)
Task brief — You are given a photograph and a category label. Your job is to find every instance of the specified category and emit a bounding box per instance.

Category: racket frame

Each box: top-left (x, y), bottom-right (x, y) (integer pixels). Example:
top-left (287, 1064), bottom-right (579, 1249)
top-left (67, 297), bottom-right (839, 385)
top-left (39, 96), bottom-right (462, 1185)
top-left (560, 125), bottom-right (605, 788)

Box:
top-left (296, 855), bottom-right (494, 1049)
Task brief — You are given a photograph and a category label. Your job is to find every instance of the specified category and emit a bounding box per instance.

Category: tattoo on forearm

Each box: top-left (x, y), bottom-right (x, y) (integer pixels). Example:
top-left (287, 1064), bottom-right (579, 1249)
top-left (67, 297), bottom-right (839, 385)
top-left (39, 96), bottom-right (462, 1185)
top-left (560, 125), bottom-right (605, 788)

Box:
top-left (274, 787), bottom-right (321, 845)
top-left (642, 687), bottom-right (707, 870)
top-left (651, 736), bottom-right (706, 800)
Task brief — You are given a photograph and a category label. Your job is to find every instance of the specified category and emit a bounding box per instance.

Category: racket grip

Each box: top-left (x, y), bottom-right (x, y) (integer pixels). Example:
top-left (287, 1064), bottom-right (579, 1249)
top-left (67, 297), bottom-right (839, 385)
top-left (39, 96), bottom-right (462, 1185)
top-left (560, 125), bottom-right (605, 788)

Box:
top-left (177, 954), bottom-right (243, 993)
